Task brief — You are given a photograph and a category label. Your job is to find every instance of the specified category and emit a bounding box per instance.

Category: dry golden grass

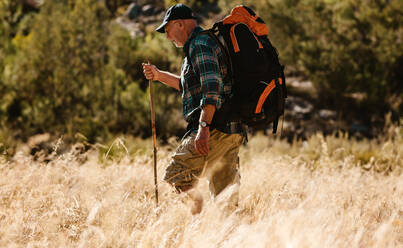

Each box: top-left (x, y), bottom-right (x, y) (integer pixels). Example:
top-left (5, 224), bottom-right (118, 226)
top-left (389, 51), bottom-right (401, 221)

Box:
top-left (0, 127), bottom-right (402, 247)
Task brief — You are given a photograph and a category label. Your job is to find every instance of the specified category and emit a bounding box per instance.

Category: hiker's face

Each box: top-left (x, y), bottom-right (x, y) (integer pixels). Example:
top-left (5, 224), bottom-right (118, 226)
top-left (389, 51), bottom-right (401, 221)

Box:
top-left (165, 20), bottom-right (187, 48)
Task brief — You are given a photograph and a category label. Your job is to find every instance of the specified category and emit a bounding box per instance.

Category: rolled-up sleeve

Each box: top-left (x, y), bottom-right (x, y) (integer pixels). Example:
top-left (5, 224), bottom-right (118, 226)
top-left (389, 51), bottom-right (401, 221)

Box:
top-left (189, 40), bottom-right (224, 110)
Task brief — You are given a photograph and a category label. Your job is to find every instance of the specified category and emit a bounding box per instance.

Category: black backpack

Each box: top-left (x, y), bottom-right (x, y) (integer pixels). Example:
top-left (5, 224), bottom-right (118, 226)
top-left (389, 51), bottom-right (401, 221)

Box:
top-left (189, 5), bottom-right (287, 133)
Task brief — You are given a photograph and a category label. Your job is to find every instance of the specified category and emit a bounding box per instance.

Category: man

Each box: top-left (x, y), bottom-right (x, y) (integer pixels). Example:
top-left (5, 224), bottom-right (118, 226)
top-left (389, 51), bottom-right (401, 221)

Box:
top-left (142, 4), bottom-right (244, 214)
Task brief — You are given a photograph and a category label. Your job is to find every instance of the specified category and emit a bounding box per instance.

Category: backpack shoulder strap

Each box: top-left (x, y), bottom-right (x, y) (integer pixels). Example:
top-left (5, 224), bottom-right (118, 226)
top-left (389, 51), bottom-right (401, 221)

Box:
top-left (201, 26), bottom-right (234, 79)
top-left (184, 24), bottom-right (234, 84)
top-left (229, 22), bottom-right (263, 54)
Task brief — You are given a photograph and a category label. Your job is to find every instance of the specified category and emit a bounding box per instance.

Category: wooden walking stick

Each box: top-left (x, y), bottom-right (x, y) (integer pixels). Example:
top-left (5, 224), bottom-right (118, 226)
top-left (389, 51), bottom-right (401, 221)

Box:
top-left (148, 61), bottom-right (159, 206)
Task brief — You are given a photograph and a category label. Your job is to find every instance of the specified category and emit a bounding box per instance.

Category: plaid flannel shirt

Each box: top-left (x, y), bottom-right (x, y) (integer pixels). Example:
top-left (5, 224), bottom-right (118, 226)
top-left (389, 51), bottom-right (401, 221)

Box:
top-left (180, 26), bottom-right (243, 135)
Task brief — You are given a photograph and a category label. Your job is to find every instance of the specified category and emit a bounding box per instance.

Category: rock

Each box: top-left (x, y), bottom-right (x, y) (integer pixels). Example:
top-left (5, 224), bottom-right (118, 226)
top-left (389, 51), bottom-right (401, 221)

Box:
top-left (286, 96), bottom-right (313, 120)
top-left (115, 16), bottom-right (144, 38)
top-left (27, 133), bottom-right (69, 162)
top-left (294, 105), bottom-right (311, 114)
top-left (23, 0), bottom-right (42, 8)
top-left (318, 109), bottom-right (336, 120)
top-left (68, 143), bottom-right (91, 164)
top-left (141, 4), bottom-right (155, 16)
top-left (27, 133), bottom-right (50, 149)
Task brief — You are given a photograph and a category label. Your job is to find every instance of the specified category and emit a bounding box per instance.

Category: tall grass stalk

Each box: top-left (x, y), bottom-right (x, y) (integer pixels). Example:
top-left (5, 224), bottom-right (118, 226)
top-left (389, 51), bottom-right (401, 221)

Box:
top-left (0, 129), bottom-right (402, 247)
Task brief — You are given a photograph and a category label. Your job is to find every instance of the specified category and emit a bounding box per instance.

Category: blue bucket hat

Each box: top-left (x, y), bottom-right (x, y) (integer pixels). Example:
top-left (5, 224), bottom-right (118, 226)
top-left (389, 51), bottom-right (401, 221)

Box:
top-left (156, 4), bottom-right (196, 33)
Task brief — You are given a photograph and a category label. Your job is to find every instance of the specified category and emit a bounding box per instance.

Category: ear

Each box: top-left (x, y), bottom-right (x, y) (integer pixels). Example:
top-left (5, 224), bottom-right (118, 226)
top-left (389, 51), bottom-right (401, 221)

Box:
top-left (177, 20), bottom-right (185, 30)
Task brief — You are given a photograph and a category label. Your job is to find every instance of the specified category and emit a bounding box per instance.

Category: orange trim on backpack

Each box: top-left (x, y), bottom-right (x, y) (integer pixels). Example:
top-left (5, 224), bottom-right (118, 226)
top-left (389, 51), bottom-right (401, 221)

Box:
top-left (230, 24), bottom-right (240, 53)
top-left (254, 33), bottom-right (263, 49)
top-left (255, 78), bottom-right (283, 114)
top-left (223, 5), bottom-right (269, 36)
top-left (230, 23), bottom-right (263, 53)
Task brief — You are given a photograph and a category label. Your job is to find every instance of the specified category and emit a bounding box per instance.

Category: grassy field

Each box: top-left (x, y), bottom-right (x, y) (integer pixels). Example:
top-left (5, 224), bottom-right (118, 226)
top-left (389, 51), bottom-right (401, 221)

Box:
top-left (0, 127), bottom-right (402, 247)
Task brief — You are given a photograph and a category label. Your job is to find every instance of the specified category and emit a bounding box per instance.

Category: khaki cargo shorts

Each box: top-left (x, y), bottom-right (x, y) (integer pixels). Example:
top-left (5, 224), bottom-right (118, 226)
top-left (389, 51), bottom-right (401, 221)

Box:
top-left (164, 129), bottom-right (244, 196)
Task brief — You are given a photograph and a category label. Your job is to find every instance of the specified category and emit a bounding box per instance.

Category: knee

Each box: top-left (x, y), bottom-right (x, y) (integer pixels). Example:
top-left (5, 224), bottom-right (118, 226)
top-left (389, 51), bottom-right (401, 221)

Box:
top-left (164, 162), bottom-right (195, 193)
top-left (164, 177), bottom-right (194, 193)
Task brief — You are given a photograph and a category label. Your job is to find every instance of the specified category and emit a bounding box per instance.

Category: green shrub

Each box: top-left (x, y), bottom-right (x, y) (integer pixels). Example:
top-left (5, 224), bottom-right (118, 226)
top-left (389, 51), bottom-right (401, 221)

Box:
top-left (1, 0), bottom-right (185, 143)
top-left (260, 0), bottom-right (402, 117)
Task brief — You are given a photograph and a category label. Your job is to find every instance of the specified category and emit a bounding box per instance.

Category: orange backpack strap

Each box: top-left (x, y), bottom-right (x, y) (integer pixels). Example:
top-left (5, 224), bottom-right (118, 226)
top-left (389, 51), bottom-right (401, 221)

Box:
top-left (230, 23), bottom-right (263, 53)
top-left (229, 24), bottom-right (240, 53)
top-left (255, 78), bottom-right (283, 114)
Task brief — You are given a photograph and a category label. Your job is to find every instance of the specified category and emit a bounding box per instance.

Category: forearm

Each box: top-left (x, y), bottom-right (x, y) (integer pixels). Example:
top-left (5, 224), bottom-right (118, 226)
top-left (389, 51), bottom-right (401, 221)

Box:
top-left (199, 104), bottom-right (216, 125)
top-left (156, 70), bottom-right (181, 91)
top-left (195, 104), bottom-right (215, 155)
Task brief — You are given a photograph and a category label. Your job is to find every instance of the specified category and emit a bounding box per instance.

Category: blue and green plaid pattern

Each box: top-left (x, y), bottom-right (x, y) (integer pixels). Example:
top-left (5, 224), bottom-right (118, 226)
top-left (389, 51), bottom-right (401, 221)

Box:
top-left (180, 26), bottom-right (243, 135)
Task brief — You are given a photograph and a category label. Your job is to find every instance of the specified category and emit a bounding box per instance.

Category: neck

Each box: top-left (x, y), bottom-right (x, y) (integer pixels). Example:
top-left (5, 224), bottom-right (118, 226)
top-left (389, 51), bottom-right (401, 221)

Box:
top-left (183, 19), bottom-right (198, 40)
